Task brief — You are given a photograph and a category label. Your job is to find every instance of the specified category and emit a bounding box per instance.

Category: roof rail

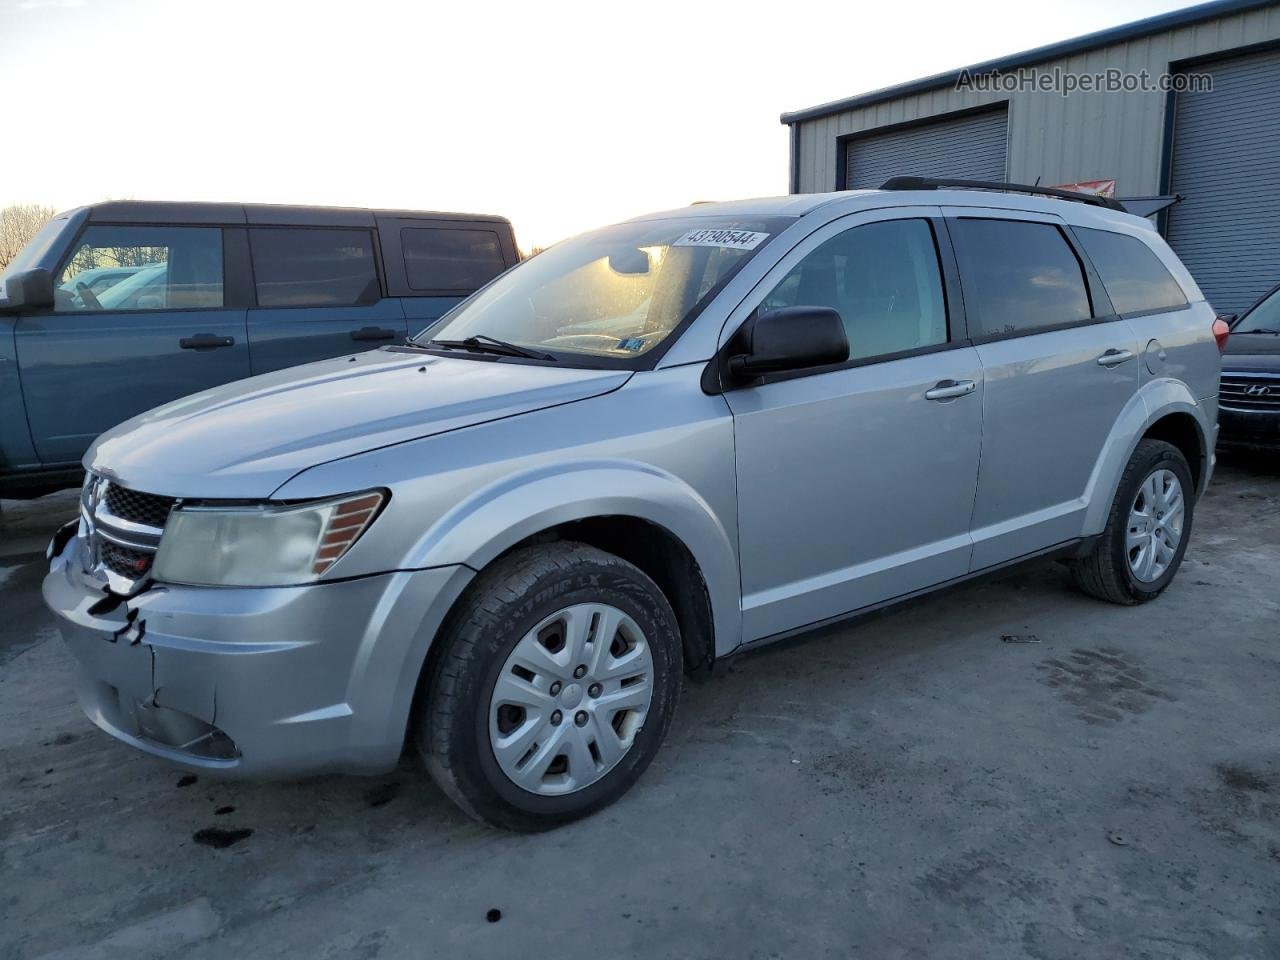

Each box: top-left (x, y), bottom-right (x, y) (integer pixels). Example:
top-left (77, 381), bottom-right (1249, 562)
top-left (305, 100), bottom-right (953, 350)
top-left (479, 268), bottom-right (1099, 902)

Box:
top-left (879, 176), bottom-right (1126, 211)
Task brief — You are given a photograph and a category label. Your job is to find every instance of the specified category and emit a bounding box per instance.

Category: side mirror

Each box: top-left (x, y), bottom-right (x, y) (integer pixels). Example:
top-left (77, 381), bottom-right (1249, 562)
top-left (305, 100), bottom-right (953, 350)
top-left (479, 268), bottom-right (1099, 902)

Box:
top-left (727, 306), bottom-right (849, 380)
top-left (0, 268), bottom-right (56, 313)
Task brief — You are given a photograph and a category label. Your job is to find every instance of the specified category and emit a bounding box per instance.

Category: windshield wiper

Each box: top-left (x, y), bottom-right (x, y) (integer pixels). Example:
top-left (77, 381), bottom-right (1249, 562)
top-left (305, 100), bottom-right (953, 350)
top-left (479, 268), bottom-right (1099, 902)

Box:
top-left (425, 334), bottom-right (557, 362)
top-left (1234, 328), bottom-right (1280, 335)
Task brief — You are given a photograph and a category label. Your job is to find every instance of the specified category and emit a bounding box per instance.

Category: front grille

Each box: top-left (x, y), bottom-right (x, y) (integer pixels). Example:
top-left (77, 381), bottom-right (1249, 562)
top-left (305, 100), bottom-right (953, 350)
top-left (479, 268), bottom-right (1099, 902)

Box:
top-left (83, 476), bottom-right (173, 588)
top-left (1220, 375), bottom-right (1280, 411)
top-left (101, 540), bottom-right (156, 579)
top-left (104, 485), bottom-right (176, 527)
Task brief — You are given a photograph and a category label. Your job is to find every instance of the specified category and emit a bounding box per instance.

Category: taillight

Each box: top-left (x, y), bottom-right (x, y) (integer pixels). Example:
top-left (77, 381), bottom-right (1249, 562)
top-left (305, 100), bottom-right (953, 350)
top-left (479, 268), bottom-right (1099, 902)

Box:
top-left (1212, 316), bottom-right (1231, 354)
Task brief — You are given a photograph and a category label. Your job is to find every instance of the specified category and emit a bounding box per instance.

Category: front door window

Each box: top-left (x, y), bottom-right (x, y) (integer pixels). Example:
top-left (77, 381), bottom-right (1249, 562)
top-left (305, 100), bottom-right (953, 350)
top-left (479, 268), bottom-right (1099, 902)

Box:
top-left (56, 225), bottom-right (223, 312)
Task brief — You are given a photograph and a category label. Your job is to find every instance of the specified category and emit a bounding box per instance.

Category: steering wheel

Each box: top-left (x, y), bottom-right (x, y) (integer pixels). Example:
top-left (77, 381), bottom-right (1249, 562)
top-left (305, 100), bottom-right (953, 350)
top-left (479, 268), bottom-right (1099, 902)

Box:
top-left (76, 282), bottom-right (103, 311)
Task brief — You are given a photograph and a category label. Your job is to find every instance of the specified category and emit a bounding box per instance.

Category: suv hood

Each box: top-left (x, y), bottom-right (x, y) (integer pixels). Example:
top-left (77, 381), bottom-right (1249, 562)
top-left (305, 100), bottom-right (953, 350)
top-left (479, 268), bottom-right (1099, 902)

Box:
top-left (86, 349), bottom-right (631, 498)
top-left (1223, 332), bottom-right (1280, 359)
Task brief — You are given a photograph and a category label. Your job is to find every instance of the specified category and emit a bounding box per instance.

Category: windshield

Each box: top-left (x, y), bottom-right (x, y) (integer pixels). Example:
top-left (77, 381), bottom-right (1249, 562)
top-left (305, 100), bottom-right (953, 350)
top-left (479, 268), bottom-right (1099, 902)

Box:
top-left (415, 215), bottom-right (791, 366)
top-left (1237, 287), bottom-right (1280, 333)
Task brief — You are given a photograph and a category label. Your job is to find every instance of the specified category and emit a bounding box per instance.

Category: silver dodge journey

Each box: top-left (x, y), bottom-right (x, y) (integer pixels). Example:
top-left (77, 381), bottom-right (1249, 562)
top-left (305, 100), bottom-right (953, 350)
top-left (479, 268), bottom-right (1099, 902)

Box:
top-left (45, 179), bottom-right (1224, 830)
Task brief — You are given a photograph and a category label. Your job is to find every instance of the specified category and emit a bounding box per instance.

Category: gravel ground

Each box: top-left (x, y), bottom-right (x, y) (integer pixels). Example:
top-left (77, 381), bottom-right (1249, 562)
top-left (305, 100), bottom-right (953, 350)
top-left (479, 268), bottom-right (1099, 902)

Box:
top-left (1, 453), bottom-right (1277, 960)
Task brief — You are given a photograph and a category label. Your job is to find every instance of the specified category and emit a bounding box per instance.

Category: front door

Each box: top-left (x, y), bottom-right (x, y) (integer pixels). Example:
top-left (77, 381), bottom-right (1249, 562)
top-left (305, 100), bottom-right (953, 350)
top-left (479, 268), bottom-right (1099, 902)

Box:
top-left (16, 223), bottom-right (249, 465)
top-left (726, 212), bottom-right (984, 642)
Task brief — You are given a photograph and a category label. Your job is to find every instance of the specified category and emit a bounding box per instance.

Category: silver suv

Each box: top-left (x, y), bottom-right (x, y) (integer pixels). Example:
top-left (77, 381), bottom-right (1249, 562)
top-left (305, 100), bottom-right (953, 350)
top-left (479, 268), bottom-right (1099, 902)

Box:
top-left (44, 182), bottom-right (1224, 830)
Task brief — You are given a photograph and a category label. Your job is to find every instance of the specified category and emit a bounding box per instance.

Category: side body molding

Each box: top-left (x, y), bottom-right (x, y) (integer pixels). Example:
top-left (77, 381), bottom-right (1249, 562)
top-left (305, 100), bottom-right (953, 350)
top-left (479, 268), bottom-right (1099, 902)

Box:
top-left (408, 459), bottom-right (743, 659)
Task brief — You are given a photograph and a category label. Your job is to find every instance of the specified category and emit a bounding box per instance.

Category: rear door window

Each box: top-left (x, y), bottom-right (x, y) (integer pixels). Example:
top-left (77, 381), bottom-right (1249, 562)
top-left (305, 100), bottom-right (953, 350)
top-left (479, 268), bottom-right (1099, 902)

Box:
top-left (1074, 227), bottom-right (1188, 315)
top-left (249, 228), bottom-right (379, 307)
top-left (55, 225), bottom-right (223, 312)
top-left (401, 227), bottom-right (507, 292)
top-left (949, 218), bottom-right (1092, 338)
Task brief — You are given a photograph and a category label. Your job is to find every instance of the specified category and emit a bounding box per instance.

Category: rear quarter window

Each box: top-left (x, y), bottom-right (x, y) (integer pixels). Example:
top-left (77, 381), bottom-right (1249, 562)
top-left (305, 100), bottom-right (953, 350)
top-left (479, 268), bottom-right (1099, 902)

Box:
top-left (1075, 227), bottom-right (1188, 316)
top-left (401, 227), bottom-right (507, 292)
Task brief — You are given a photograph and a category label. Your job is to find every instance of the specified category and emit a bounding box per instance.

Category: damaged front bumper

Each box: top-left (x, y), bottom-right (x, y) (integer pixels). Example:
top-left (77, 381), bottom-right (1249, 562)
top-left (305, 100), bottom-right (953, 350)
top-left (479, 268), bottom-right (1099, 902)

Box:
top-left (43, 534), bottom-right (472, 777)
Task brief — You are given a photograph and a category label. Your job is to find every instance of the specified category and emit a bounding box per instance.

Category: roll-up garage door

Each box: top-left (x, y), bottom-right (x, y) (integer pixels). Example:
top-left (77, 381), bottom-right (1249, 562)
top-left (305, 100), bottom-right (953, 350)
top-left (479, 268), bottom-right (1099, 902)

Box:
top-left (844, 106), bottom-right (1008, 190)
top-left (1167, 47), bottom-right (1280, 315)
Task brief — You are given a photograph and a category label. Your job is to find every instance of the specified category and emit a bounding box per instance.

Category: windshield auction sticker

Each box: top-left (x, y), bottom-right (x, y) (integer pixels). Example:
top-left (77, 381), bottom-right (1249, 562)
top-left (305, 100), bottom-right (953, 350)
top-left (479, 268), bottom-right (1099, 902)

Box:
top-left (673, 228), bottom-right (769, 250)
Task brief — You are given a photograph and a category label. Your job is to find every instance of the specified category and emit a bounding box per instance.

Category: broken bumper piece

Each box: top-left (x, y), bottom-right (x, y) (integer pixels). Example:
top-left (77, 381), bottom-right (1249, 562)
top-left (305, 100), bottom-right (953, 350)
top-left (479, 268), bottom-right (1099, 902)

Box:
top-left (42, 534), bottom-right (470, 777)
top-left (85, 678), bottom-right (241, 765)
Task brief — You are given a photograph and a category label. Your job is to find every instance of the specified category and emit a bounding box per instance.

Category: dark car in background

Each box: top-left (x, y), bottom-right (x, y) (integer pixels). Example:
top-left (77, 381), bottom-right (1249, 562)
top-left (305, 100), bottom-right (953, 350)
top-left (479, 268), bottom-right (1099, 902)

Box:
top-left (1219, 284), bottom-right (1280, 451)
top-left (0, 201), bottom-right (519, 497)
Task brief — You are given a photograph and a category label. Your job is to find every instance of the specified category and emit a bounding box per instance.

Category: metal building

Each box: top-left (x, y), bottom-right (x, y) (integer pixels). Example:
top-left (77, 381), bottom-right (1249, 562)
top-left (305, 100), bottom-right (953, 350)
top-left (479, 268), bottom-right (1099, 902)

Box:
top-left (782, 0), bottom-right (1280, 313)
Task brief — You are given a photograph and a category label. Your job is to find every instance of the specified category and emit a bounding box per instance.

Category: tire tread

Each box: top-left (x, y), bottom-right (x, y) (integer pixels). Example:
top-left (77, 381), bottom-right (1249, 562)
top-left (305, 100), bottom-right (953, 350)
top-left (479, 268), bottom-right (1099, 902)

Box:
top-left (1070, 438), bottom-right (1192, 605)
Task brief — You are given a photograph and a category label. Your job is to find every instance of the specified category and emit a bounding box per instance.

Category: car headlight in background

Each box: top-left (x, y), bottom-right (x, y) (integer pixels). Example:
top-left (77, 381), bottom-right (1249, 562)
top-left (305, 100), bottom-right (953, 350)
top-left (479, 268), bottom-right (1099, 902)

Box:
top-left (152, 490), bottom-right (386, 587)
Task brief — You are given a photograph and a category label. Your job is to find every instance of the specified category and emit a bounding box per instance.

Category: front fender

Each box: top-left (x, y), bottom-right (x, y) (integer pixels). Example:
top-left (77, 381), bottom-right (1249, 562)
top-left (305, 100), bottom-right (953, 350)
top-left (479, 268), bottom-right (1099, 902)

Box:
top-left (1081, 378), bottom-right (1212, 537)
top-left (408, 458), bottom-right (743, 657)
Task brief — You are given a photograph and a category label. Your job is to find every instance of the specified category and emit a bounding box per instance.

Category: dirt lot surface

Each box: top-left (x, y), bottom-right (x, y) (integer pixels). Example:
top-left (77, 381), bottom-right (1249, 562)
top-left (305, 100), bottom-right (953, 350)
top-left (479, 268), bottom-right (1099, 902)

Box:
top-left (2, 453), bottom-right (1277, 959)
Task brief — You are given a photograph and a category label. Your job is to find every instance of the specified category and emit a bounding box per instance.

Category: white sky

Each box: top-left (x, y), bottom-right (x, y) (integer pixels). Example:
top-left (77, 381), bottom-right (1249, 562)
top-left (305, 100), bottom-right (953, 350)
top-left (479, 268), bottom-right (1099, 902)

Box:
top-left (2, 0), bottom-right (1199, 250)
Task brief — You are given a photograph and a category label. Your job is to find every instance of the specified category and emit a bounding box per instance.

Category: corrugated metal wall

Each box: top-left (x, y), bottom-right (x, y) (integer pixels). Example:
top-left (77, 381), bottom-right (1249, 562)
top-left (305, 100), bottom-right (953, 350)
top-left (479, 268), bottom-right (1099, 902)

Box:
top-left (1166, 46), bottom-right (1280, 314)
top-left (791, 4), bottom-right (1280, 197)
top-left (843, 107), bottom-right (1008, 188)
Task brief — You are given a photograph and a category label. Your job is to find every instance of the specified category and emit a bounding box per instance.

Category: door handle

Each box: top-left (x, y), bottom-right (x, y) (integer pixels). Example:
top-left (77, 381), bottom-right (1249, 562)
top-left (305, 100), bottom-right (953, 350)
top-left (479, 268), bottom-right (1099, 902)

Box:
top-left (179, 333), bottom-right (235, 350)
top-left (350, 326), bottom-right (397, 342)
top-left (1096, 348), bottom-right (1135, 367)
top-left (924, 379), bottom-right (977, 401)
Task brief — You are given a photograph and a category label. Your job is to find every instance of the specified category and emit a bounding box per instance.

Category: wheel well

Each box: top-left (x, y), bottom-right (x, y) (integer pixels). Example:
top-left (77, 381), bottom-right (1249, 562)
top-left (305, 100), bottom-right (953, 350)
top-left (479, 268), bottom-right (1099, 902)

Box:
top-left (505, 516), bottom-right (716, 678)
top-left (1143, 413), bottom-right (1205, 492)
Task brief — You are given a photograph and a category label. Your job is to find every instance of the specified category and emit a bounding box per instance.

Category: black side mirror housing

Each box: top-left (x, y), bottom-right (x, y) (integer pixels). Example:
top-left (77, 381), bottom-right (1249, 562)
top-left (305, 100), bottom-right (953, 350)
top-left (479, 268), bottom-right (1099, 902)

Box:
top-left (726, 306), bottom-right (849, 380)
top-left (0, 268), bottom-right (56, 313)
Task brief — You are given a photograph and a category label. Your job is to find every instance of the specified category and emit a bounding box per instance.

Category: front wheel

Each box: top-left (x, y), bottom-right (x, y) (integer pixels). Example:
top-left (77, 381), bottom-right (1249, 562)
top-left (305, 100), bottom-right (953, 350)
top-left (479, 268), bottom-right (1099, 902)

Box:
top-left (1070, 438), bottom-right (1195, 605)
top-left (417, 542), bottom-right (682, 831)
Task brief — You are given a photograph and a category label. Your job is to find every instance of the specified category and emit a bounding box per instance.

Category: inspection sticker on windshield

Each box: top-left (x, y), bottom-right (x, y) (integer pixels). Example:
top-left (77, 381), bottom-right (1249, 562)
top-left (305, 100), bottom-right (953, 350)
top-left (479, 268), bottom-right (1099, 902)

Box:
top-left (673, 228), bottom-right (769, 250)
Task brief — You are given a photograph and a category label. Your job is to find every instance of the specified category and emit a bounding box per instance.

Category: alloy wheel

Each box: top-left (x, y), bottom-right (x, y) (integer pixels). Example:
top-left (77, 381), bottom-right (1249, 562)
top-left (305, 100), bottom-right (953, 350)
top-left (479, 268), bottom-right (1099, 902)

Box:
top-left (1126, 468), bottom-right (1185, 582)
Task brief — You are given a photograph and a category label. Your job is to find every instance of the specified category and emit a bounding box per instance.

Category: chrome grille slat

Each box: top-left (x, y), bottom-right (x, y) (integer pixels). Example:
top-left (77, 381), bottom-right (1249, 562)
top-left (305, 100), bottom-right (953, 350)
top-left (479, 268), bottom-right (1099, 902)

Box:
top-left (94, 500), bottom-right (167, 540)
top-left (1221, 400), bottom-right (1280, 409)
top-left (94, 524), bottom-right (163, 551)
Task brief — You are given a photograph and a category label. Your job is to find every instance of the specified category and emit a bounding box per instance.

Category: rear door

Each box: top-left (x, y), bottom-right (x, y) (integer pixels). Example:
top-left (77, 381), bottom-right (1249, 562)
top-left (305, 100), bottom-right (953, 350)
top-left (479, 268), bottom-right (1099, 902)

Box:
top-left (245, 225), bottom-right (408, 373)
top-left (377, 217), bottom-right (516, 338)
top-left (15, 223), bottom-right (250, 465)
top-left (944, 209), bottom-right (1140, 570)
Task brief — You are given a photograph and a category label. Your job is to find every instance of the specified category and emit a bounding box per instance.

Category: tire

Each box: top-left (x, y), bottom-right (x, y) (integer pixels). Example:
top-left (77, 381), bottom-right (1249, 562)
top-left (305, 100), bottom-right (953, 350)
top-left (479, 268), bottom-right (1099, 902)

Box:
top-left (1070, 438), bottom-right (1195, 605)
top-left (417, 542), bottom-right (682, 831)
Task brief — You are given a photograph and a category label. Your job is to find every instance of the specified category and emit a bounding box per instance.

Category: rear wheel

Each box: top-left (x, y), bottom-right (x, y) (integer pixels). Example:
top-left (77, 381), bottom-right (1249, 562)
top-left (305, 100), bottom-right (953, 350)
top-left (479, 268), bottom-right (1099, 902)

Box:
top-left (417, 542), bottom-right (682, 831)
top-left (1070, 438), bottom-right (1195, 605)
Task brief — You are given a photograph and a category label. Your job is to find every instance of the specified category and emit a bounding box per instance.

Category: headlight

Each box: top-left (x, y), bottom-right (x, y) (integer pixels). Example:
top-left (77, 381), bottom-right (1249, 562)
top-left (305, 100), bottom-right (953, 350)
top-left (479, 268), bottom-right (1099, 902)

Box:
top-left (152, 490), bottom-right (385, 587)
